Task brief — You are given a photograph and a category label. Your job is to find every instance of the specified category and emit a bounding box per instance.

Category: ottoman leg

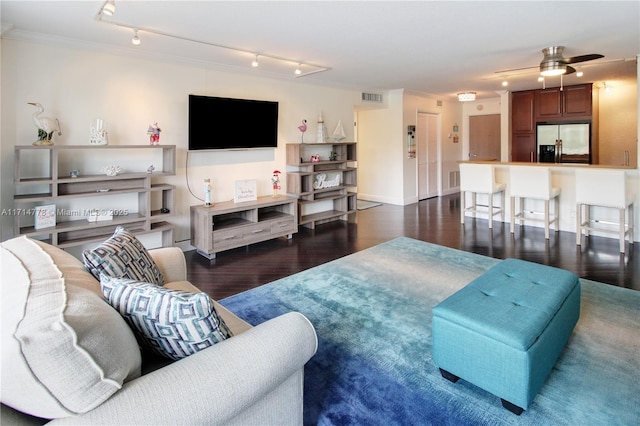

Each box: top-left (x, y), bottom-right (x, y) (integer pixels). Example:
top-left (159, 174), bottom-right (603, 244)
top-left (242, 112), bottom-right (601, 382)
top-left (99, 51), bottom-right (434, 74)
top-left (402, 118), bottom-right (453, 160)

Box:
top-left (439, 368), bottom-right (460, 383)
top-left (501, 399), bottom-right (524, 416)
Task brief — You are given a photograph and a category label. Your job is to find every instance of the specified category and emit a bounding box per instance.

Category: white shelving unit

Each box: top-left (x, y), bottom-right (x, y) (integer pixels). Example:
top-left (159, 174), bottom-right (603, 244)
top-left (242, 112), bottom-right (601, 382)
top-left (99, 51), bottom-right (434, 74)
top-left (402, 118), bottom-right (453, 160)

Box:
top-left (13, 145), bottom-right (176, 248)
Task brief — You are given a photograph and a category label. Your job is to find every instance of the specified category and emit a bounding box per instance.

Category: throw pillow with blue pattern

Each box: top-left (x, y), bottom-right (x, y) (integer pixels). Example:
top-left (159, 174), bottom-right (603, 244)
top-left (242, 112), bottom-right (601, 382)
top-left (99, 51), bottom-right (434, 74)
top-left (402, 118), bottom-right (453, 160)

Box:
top-left (101, 276), bottom-right (233, 360)
top-left (83, 226), bottom-right (164, 285)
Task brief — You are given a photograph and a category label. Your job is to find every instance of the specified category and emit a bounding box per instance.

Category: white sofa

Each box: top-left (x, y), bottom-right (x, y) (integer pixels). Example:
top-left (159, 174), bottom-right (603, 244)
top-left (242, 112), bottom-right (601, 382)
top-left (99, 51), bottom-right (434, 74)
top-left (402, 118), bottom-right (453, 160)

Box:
top-left (1, 236), bottom-right (318, 425)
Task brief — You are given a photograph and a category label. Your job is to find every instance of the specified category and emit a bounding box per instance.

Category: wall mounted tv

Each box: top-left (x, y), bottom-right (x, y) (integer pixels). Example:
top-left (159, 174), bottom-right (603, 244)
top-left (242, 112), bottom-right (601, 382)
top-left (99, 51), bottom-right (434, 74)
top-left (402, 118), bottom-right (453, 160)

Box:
top-left (188, 94), bottom-right (279, 151)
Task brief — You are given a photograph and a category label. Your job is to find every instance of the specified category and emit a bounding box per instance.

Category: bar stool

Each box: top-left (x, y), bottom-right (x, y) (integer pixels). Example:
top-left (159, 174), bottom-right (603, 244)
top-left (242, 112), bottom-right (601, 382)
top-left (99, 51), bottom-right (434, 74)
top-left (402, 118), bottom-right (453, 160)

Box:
top-left (459, 163), bottom-right (506, 229)
top-left (575, 169), bottom-right (634, 253)
top-left (509, 166), bottom-right (560, 239)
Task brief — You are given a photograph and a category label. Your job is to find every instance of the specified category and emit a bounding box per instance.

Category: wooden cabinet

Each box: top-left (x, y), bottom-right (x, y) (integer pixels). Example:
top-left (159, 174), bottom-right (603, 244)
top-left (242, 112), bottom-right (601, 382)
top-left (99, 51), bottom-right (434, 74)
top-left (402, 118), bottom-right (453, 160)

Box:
top-left (13, 145), bottom-right (176, 248)
top-left (190, 195), bottom-right (297, 259)
top-left (286, 142), bottom-right (357, 229)
top-left (511, 90), bottom-right (536, 162)
top-left (512, 83), bottom-right (597, 163)
top-left (535, 83), bottom-right (593, 121)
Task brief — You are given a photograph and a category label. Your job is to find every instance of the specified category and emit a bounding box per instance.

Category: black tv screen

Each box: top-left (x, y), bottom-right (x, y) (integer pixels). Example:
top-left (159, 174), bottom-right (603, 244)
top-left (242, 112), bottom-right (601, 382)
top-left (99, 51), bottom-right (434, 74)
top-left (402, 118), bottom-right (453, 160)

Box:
top-left (188, 94), bottom-right (279, 150)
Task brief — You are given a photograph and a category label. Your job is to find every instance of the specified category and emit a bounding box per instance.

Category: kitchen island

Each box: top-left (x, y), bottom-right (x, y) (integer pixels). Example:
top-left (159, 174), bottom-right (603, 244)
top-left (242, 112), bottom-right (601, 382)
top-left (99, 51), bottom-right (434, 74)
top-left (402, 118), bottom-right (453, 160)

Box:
top-left (459, 161), bottom-right (638, 243)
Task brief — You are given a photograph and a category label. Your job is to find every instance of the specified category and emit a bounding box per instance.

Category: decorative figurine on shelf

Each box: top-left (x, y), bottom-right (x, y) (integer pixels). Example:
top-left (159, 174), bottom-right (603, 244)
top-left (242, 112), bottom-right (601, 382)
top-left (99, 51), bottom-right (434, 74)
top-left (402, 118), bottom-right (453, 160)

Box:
top-left (28, 102), bottom-right (62, 146)
top-left (89, 118), bottom-right (108, 145)
top-left (310, 154), bottom-right (320, 163)
top-left (147, 165), bottom-right (155, 174)
top-left (204, 178), bottom-right (212, 206)
top-left (316, 111), bottom-right (328, 143)
top-left (102, 165), bottom-right (122, 177)
top-left (329, 151), bottom-right (338, 161)
top-left (271, 170), bottom-right (282, 197)
top-left (70, 170), bottom-right (80, 178)
top-left (332, 120), bottom-right (346, 142)
top-left (147, 122), bottom-right (161, 145)
top-left (297, 119), bottom-right (308, 143)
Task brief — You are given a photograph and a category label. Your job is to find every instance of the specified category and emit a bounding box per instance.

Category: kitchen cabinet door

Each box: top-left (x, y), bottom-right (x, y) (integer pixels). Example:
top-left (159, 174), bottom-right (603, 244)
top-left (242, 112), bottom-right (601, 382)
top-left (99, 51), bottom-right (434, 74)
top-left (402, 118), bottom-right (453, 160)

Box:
top-left (563, 84), bottom-right (592, 118)
top-left (535, 88), bottom-right (562, 120)
top-left (511, 90), bottom-right (535, 133)
top-left (511, 133), bottom-right (536, 162)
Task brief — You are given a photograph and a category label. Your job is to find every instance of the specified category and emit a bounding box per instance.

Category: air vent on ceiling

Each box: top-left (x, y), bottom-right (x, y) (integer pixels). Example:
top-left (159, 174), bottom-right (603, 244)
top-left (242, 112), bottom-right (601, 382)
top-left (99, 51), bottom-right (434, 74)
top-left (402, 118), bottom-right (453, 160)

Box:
top-left (361, 92), bottom-right (383, 103)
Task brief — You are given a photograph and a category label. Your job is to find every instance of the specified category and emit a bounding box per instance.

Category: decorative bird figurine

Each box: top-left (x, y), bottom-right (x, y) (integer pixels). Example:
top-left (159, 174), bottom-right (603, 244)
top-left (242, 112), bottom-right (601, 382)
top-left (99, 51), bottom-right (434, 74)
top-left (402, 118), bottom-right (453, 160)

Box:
top-left (28, 102), bottom-right (62, 146)
top-left (297, 119), bottom-right (308, 143)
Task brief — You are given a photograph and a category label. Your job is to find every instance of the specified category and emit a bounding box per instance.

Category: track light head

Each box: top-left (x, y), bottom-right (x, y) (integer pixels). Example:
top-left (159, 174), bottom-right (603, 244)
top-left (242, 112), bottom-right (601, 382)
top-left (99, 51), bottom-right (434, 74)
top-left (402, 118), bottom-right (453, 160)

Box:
top-left (295, 64), bottom-right (302, 76)
top-left (252, 55), bottom-right (259, 68)
top-left (102, 0), bottom-right (115, 16)
top-left (131, 29), bottom-right (141, 46)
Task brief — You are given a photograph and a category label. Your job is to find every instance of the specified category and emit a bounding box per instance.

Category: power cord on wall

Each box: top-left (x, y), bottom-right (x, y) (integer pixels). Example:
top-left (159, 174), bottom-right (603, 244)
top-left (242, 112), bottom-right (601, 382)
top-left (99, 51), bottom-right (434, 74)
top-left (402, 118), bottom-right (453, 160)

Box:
top-left (185, 150), bottom-right (205, 203)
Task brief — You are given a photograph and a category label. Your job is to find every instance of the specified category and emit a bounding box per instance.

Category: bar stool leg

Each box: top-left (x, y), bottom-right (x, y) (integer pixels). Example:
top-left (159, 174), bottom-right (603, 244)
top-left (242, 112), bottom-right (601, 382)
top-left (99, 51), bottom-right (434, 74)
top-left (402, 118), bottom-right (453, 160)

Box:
top-left (471, 193), bottom-right (477, 219)
top-left (519, 198), bottom-right (525, 228)
top-left (554, 196), bottom-right (560, 234)
top-left (576, 203), bottom-right (582, 246)
top-left (585, 205), bottom-right (591, 237)
top-left (630, 203), bottom-right (634, 246)
top-left (488, 193), bottom-right (494, 229)
top-left (620, 207), bottom-right (626, 254)
top-left (544, 200), bottom-right (550, 239)
top-left (510, 196), bottom-right (516, 234)
top-left (460, 191), bottom-right (466, 224)
top-left (500, 191), bottom-right (505, 223)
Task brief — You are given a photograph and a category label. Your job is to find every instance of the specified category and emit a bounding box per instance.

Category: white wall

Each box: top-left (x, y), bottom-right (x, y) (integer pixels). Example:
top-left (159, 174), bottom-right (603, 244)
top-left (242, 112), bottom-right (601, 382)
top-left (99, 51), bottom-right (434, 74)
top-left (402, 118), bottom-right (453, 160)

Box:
top-left (356, 90), bottom-right (404, 205)
top-left (0, 39), bottom-right (363, 247)
top-left (357, 90), bottom-right (462, 205)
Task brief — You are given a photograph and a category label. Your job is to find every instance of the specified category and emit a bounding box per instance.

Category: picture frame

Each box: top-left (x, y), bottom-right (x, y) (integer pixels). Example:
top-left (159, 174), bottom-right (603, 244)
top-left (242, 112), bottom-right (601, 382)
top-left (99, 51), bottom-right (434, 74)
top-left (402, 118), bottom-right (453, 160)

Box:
top-left (34, 204), bottom-right (56, 229)
top-left (234, 179), bottom-right (258, 203)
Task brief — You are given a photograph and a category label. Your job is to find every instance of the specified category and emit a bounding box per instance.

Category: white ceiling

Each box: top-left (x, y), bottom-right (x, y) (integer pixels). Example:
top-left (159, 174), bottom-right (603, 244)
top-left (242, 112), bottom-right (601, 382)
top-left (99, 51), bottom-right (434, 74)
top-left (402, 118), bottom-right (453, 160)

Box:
top-left (2, 1), bottom-right (638, 100)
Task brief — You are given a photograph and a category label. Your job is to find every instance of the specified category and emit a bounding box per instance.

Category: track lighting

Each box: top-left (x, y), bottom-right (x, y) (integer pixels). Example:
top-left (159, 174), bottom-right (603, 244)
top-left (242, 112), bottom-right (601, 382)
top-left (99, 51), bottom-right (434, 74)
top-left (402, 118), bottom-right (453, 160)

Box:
top-left (95, 8), bottom-right (330, 78)
top-left (501, 78), bottom-right (509, 87)
top-left (102, 0), bottom-right (115, 16)
top-left (131, 29), bottom-right (140, 46)
top-left (576, 68), bottom-right (584, 77)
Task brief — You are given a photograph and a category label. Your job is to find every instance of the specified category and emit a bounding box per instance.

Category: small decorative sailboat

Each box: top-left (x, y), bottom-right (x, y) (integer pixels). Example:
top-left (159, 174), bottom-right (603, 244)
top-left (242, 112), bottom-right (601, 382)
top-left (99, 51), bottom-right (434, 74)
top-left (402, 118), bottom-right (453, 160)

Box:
top-left (332, 120), bottom-right (346, 142)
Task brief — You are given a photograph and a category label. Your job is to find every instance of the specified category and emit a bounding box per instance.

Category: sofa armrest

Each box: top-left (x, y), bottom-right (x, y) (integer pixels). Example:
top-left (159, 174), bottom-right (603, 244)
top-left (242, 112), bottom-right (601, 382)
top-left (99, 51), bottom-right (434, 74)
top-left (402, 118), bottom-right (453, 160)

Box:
top-left (50, 312), bottom-right (317, 425)
top-left (148, 247), bottom-right (187, 283)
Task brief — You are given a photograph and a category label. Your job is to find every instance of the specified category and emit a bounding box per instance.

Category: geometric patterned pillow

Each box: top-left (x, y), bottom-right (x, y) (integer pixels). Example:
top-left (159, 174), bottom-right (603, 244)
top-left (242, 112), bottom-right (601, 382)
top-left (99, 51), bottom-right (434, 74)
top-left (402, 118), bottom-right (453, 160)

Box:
top-left (100, 276), bottom-right (233, 360)
top-left (82, 226), bottom-right (164, 285)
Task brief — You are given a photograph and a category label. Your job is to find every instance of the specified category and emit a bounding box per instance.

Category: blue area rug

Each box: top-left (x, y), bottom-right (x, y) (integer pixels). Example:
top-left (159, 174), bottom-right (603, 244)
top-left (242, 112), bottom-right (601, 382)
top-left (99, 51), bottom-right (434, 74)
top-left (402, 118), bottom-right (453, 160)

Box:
top-left (221, 237), bottom-right (640, 425)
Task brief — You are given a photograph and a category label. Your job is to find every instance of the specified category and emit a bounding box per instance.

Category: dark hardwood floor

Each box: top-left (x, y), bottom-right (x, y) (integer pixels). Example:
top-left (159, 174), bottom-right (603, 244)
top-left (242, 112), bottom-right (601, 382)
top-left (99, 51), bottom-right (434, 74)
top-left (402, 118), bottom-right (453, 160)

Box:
top-left (186, 194), bottom-right (639, 300)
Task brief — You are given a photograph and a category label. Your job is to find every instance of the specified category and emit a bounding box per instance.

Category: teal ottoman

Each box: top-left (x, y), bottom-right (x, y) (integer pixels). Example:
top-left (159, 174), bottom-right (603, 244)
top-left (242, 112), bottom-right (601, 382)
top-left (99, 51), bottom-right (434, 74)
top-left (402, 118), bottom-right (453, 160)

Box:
top-left (432, 258), bottom-right (580, 415)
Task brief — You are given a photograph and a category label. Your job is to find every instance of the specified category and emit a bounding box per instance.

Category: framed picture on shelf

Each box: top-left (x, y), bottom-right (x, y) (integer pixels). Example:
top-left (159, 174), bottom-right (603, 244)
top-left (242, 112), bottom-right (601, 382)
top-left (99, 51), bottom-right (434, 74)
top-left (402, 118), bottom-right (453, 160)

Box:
top-left (34, 204), bottom-right (56, 229)
top-left (234, 180), bottom-right (257, 203)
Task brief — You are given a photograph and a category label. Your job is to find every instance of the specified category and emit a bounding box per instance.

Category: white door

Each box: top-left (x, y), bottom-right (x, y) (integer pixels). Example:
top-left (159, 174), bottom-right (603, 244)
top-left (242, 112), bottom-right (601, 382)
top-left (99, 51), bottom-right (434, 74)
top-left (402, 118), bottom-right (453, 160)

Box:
top-left (417, 113), bottom-right (439, 200)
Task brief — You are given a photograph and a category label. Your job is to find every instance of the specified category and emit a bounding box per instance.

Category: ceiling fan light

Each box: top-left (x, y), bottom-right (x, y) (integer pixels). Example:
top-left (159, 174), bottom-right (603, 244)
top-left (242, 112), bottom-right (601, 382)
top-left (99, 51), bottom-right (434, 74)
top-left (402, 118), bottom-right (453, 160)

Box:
top-left (457, 92), bottom-right (476, 102)
top-left (540, 61), bottom-right (567, 76)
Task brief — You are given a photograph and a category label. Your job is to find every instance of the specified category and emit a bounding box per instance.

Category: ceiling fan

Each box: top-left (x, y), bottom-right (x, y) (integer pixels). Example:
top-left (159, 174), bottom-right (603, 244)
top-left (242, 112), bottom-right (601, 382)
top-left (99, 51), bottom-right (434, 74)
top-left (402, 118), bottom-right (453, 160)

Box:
top-left (497, 46), bottom-right (604, 77)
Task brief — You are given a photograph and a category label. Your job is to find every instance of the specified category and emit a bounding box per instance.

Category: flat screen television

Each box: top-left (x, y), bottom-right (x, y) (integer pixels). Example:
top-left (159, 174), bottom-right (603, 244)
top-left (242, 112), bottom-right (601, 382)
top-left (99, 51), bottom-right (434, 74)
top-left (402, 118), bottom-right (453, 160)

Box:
top-left (188, 94), bottom-right (279, 151)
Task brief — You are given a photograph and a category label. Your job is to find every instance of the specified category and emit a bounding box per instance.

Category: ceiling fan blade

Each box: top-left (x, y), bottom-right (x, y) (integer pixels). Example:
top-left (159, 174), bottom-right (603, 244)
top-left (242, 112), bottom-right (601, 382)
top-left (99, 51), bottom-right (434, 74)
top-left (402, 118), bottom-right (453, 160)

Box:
top-left (564, 65), bottom-right (576, 75)
top-left (563, 54), bottom-right (604, 64)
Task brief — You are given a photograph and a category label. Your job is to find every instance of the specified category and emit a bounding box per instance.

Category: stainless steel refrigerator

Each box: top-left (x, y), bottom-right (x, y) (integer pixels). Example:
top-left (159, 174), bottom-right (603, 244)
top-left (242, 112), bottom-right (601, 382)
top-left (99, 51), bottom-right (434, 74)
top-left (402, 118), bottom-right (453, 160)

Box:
top-left (537, 123), bottom-right (591, 163)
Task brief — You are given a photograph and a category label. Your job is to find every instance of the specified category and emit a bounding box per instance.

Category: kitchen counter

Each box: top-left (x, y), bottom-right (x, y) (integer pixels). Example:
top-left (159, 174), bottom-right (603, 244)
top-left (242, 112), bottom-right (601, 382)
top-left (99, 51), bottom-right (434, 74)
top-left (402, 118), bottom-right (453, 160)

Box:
top-left (458, 161), bottom-right (638, 242)
top-left (459, 160), bottom-right (635, 170)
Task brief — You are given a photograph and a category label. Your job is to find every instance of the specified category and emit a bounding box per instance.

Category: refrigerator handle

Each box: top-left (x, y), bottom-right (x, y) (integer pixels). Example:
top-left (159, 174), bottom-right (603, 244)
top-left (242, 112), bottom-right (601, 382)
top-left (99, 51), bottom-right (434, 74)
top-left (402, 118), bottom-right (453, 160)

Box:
top-left (558, 139), bottom-right (562, 162)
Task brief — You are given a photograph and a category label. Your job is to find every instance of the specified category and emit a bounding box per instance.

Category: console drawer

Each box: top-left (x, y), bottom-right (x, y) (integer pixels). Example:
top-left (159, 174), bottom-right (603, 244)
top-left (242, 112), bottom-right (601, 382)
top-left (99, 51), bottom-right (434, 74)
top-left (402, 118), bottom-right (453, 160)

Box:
top-left (270, 218), bottom-right (295, 235)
